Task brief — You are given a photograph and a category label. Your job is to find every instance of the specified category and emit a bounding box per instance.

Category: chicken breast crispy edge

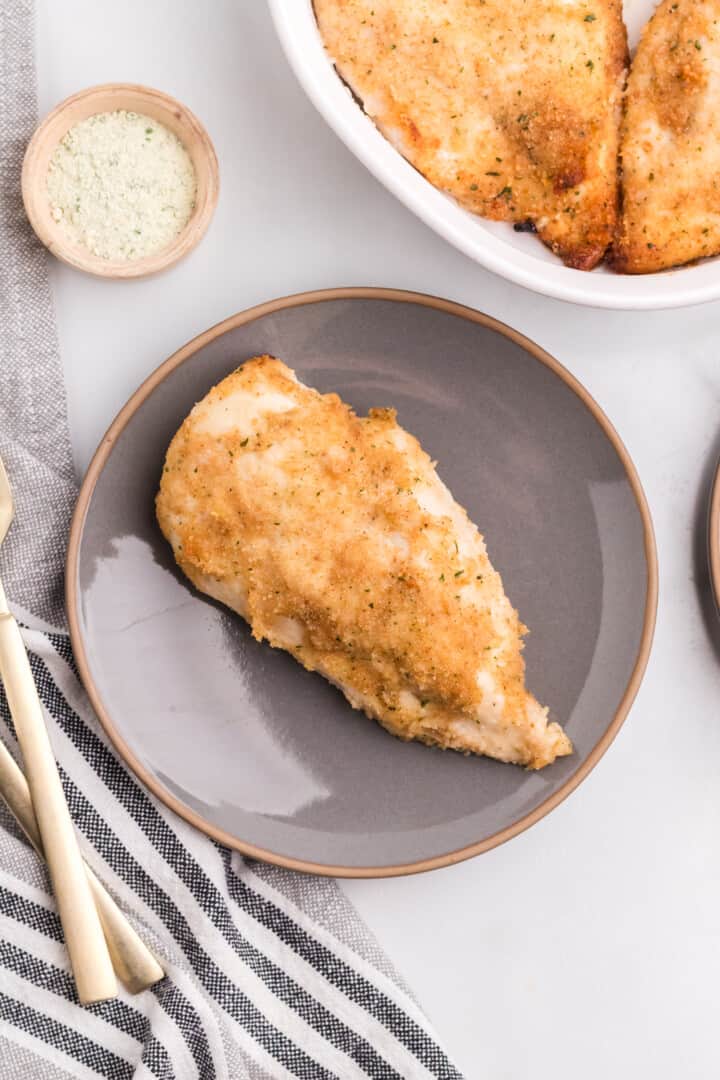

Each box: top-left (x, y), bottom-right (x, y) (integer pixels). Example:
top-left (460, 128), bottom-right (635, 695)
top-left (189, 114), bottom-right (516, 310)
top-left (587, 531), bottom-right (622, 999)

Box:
top-left (612, 0), bottom-right (720, 274)
top-left (314, 0), bottom-right (627, 272)
top-left (156, 355), bottom-right (572, 769)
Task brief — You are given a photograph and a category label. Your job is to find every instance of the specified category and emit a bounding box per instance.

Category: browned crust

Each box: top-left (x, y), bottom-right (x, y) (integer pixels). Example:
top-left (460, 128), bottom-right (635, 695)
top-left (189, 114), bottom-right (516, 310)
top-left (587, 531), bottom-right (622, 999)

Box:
top-left (156, 355), bottom-right (570, 768)
top-left (315, 0), bottom-right (627, 270)
top-left (613, 0), bottom-right (720, 273)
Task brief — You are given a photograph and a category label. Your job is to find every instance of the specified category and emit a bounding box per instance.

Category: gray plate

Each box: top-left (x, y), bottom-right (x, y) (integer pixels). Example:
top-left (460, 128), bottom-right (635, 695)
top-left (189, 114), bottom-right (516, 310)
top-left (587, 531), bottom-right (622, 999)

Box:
top-left (67, 289), bottom-right (657, 876)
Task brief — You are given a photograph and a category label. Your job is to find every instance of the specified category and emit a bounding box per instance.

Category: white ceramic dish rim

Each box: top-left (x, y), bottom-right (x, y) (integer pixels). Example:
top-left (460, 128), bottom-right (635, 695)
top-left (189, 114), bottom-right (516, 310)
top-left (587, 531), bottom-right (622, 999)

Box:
top-left (269, 0), bottom-right (720, 310)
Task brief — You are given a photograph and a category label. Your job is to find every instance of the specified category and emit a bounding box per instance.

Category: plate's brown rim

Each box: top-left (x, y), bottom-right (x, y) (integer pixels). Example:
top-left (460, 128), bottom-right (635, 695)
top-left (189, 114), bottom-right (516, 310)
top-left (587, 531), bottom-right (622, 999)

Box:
top-left (66, 286), bottom-right (659, 878)
top-left (709, 459), bottom-right (720, 614)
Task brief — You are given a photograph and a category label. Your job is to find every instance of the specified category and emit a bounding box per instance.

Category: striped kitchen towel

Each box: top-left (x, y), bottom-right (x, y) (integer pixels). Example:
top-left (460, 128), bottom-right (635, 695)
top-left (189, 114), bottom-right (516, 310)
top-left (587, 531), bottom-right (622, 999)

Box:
top-left (0, 3), bottom-right (462, 1078)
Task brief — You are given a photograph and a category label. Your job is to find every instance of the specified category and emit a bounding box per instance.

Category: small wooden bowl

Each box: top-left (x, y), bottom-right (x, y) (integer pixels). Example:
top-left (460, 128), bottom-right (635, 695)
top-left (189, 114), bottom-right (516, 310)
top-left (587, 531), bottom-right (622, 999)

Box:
top-left (22, 83), bottom-right (219, 279)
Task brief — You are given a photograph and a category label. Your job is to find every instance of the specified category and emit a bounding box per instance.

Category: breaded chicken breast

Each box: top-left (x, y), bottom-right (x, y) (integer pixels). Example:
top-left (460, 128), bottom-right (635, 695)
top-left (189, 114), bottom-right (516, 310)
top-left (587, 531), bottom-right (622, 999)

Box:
top-left (156, 357), bottom-right (571, 769)
top-left (613, 0), bottom-right (720, 273)
top-left (314, 0), bottom-right (627, 270)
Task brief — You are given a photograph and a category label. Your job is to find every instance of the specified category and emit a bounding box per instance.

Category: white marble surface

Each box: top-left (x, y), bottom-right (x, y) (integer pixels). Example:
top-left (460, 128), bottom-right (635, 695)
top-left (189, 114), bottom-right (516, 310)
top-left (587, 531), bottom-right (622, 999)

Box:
top-left (36, 3), bottom-right (720, 1077)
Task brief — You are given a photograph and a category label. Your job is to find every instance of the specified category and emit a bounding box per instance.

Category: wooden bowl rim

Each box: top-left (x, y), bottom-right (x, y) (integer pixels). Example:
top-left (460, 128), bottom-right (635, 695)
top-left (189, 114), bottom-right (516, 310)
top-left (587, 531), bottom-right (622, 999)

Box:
top-left (21, 82), bottom-right (219, 279)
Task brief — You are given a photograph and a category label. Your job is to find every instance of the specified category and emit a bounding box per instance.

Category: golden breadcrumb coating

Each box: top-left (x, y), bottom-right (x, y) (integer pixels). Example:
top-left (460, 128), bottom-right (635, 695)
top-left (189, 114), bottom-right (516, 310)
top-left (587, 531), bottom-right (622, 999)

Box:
top-left (156, 356), bottom-right (572, 769)
top-left (314, 0), bottom-right (627, 269)
top-left (613, 0), bottom-right (720, 273)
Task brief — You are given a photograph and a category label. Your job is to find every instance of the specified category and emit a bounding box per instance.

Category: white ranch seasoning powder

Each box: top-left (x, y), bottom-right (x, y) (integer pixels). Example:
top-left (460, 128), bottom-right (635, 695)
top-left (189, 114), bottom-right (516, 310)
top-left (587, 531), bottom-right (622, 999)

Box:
top-left (47, 110), bottom-right (197, 261)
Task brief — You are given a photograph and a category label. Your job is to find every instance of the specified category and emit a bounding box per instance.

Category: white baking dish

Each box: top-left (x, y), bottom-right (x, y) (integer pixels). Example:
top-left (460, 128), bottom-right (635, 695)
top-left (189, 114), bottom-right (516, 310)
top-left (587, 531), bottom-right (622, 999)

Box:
top-left (269, 0), bottom-right (719, 310)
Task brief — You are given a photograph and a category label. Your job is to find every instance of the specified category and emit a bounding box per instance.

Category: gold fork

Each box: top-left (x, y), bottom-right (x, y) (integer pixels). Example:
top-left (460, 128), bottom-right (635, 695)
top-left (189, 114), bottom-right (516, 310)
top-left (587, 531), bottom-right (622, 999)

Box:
top-left (0, 457), bottom-right (117, 1003)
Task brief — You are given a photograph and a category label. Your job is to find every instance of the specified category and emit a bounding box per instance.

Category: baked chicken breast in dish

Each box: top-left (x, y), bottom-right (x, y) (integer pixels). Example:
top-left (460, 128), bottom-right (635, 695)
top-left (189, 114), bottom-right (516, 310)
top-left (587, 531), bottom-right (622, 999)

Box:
top-left (156, 356), bottom-right (572, 769)
top-left (613, 0), bottom-right (720, 273)
top-left (314, 0), bottom-right (627, 270)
